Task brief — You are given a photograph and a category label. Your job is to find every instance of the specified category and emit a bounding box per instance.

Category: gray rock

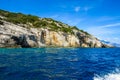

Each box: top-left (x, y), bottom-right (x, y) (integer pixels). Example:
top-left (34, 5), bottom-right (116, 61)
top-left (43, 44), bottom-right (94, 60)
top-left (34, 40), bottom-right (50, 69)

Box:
top-left (0, 19), bottom-right (111, 48)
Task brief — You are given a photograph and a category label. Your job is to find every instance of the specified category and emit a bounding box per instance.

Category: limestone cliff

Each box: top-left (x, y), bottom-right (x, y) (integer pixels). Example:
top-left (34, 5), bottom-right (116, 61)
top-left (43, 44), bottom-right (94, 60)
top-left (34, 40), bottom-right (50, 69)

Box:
top-left (0, 10), bottom-right (111, 48)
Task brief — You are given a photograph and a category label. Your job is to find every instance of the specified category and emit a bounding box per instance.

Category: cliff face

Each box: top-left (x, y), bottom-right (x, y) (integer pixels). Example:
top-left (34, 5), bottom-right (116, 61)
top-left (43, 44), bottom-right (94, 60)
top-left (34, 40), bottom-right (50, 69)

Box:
top-left (0, 10), bottom-right (110, 48)
top-left (0, 21), bottom-right (110, 48)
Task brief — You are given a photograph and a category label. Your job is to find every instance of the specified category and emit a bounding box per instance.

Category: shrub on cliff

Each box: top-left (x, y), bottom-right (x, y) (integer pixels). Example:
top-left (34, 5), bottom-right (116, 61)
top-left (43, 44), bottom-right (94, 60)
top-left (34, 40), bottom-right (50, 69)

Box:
top-left (0, 20), bottom-right (3, 25)
top-left (0, 9), bottom-right (90, 35)
top-left (0, 10), bottom-right (39, 24)
top-left (33, 21), bottom-right (48, 28)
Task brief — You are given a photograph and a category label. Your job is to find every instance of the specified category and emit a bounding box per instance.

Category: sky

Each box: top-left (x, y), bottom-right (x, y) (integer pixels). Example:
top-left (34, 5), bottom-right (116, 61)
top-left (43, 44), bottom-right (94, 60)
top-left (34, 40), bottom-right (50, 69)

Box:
top-left (0, 0), bottom-right (120, 43)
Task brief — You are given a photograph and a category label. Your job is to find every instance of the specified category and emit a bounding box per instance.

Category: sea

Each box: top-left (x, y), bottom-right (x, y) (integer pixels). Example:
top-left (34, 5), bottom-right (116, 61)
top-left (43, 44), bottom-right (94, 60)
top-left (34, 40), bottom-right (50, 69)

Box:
top-left (0, 48), bottom-right (120, 80)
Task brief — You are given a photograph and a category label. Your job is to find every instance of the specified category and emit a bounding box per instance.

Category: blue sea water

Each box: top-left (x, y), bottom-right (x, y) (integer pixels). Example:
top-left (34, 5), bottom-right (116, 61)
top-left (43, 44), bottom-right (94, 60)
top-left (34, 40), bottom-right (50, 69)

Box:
top-left (0, 48), bottom-right (120, 80)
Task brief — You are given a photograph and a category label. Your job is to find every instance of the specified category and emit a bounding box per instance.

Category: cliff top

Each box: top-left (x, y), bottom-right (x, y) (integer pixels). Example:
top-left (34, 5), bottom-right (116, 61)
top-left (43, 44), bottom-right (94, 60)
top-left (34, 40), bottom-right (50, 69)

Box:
top-left (0, 9), bottom-right (90, 35)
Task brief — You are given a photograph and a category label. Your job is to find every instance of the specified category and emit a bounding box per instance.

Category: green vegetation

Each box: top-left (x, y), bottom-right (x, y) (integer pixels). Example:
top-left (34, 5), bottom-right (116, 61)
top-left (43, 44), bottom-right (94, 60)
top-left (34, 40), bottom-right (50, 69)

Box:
top-left (0, 20), bottom-right (3, 25)
top-left (60, 27), bottom-right (73, 34)
top-left (0, 9), bottom-right (39, 24)
top-left (71, 26), bottom-right (79, 30)
top-left (0, 9), bottom-right (90, 35)
top-left (79, 29), bottom-right (90, 35)
top-left (6, 13), bottom-right (39, 24)
top-left (33, 21), bottom-right (48, 28)
top-left (0, 17), bottom-right (2, 20)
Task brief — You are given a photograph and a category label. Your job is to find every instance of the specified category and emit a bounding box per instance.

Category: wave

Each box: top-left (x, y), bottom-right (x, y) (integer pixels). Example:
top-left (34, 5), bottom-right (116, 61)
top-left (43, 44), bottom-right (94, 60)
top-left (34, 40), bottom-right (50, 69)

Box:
top-left (94, 69), bottom-right (120, 80)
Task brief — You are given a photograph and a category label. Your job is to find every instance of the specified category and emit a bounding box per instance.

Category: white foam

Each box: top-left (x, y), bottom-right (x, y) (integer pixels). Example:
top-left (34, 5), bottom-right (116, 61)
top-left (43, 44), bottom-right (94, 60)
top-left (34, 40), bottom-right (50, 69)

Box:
top-left (94, 69), bottom-right (120, 80)
top-left (94, 73), bottom-right (120, 80)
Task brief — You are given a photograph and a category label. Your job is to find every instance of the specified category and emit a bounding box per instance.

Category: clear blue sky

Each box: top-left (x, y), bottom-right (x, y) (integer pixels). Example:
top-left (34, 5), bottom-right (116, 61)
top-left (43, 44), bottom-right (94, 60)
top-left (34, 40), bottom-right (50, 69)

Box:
top-left (0, 0), bottom-right (120, 43)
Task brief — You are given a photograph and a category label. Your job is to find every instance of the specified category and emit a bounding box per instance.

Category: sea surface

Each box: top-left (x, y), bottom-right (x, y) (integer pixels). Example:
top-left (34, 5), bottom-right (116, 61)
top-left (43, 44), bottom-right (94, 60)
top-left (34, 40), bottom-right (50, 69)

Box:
top-left (0, 48), bottom-right (120, 80)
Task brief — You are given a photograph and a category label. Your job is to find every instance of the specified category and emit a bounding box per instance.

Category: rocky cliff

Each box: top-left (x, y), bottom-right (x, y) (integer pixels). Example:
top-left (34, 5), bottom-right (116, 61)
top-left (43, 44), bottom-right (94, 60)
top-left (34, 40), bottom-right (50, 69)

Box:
top-left (0, 10), bottom-right (111, 48)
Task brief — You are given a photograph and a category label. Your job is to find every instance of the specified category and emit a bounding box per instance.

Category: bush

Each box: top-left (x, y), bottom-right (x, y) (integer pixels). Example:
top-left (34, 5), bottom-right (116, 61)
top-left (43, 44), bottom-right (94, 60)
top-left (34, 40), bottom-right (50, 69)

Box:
top-left (72, 26), bottom-right (79, 30)
top-left (33, 21), bottom-right (47, 28)
top-left (60, 27), bottom-right (73, 34)
top-left (0, 20), bottom-right (3, 25)
top-left (79, 29), bottom-right (90, 35)
top-left (0, 10), bottom-right (39, 24)
top-left (0, 9), bottom-right (90, 35)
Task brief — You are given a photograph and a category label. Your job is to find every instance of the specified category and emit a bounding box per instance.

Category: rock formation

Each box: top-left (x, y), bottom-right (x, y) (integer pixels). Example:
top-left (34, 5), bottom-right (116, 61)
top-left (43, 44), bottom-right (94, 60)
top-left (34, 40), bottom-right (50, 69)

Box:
top-left (0, 10), bottom-right (111, 48)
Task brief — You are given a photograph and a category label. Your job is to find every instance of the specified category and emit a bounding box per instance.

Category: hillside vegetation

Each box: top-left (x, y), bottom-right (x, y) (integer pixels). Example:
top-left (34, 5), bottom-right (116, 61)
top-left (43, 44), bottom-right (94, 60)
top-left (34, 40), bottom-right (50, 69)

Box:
top-left (0, 9), bottom-right (112, 48)
top-left (0, 9), bottom-right (90, 35)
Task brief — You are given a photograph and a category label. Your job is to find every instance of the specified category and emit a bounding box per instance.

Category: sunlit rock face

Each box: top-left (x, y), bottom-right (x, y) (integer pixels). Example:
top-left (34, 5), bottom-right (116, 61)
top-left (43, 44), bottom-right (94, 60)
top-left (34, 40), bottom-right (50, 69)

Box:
top-left (0, 20), bottom-right (110, 48)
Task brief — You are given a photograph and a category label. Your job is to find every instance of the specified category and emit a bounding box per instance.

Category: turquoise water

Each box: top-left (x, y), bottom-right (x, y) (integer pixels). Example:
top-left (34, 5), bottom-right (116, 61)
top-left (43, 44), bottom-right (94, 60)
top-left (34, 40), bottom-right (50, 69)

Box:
top-left (0, 48), bottom-right (120, 80)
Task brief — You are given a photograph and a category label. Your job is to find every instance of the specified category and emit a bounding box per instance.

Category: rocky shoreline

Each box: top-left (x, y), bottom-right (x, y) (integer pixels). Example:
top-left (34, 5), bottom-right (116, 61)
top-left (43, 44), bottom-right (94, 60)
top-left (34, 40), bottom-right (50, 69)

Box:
top-left (0, 10), bottom-right (112, 48)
